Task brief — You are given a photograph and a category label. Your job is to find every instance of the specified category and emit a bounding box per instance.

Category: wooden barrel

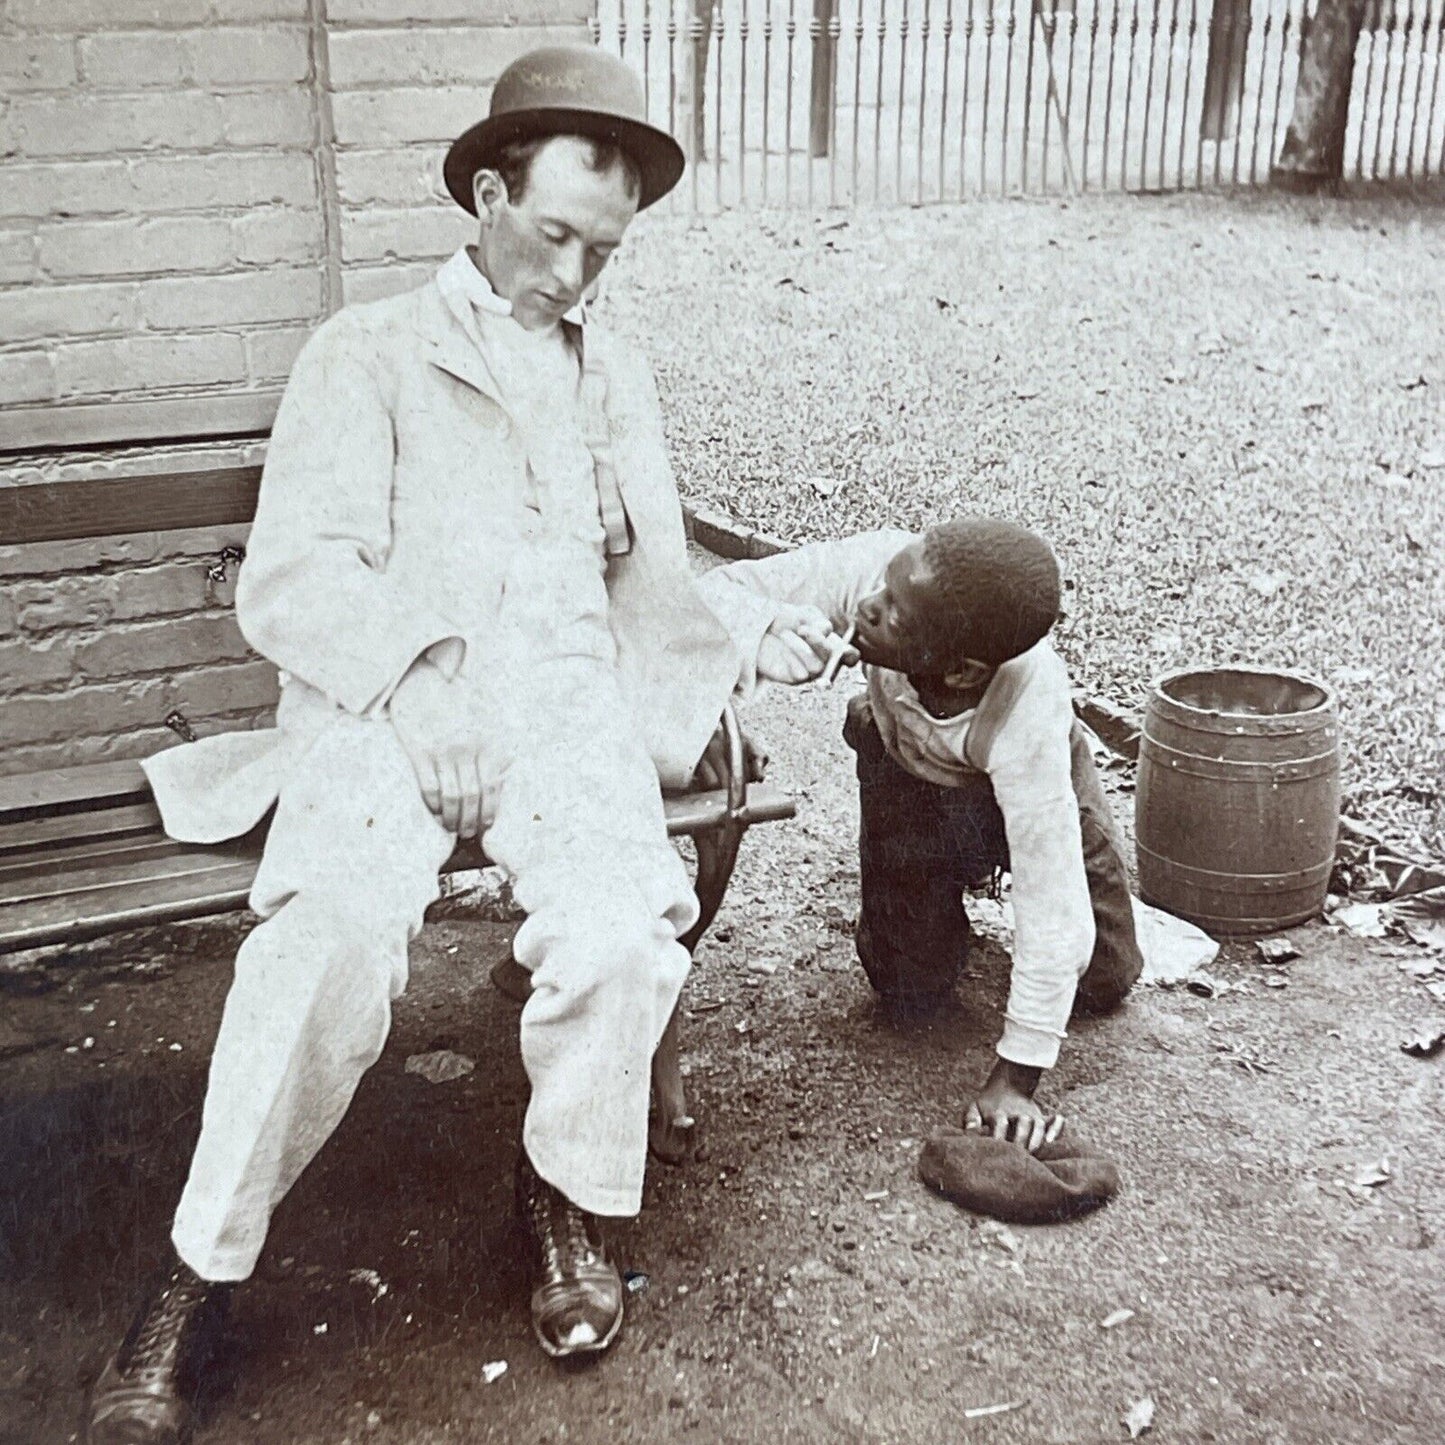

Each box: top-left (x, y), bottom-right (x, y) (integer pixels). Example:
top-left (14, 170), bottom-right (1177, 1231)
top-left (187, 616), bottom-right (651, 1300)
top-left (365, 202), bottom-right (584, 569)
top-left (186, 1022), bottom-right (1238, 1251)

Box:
top-left (1135, 666), bottom-right (1341, 936)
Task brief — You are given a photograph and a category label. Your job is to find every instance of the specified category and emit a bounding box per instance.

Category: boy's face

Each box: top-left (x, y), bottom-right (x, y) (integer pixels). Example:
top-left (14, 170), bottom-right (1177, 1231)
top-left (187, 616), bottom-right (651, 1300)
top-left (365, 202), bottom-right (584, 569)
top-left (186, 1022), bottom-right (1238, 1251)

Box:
top-left (854, 539), bottom-right (958, 675)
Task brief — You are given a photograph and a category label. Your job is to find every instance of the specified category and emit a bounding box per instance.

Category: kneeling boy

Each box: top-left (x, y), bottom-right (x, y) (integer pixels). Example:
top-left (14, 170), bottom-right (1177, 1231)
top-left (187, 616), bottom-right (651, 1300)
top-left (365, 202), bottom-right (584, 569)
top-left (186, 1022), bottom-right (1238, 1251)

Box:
top-left (701, 519), bottom-right (1143, 1149)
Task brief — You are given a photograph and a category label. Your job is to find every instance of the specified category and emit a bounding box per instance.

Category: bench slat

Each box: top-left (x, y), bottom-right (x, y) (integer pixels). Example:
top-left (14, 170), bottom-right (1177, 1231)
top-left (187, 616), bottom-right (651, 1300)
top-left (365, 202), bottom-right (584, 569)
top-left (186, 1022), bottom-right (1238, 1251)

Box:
top-left (0, 860), bottom-right (263, 955)
top-left (0, 801), bottom-right (163, 857)
top-left (0, 760), bottom-right (152, 822)
top-left (0, 466), bottom-right (262, 546)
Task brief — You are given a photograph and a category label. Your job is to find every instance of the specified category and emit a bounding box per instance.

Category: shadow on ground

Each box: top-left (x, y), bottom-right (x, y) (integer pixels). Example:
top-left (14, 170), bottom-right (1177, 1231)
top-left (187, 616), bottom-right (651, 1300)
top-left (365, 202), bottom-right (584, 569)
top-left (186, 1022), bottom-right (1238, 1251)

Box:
top-left (3, 684), bottom-right (1444, 1445)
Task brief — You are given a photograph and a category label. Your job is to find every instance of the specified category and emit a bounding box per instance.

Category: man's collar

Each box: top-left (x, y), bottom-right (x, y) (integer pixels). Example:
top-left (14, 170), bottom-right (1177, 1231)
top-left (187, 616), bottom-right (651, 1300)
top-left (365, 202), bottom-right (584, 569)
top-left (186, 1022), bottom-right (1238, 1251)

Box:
top-left (437, 247), bottom-right (586, 329)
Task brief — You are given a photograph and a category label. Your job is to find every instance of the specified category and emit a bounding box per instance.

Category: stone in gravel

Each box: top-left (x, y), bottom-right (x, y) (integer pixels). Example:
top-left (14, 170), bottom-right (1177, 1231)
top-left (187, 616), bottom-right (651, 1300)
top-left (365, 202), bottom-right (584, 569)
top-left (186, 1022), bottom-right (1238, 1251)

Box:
top-left (1256, 936), bottom-right (1301, 965)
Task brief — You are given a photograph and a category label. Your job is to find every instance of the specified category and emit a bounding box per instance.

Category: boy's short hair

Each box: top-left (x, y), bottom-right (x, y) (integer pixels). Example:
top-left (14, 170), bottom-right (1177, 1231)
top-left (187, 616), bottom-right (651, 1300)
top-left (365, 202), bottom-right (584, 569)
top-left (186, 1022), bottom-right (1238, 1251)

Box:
top-left (921, 518), bottom-right (1062, 669)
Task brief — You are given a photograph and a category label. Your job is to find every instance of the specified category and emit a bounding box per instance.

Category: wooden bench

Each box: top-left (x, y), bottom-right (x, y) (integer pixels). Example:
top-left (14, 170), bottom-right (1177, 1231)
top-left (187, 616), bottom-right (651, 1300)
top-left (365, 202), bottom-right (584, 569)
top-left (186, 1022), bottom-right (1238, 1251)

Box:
top-left (0, 456), bottom-right (795, 1160)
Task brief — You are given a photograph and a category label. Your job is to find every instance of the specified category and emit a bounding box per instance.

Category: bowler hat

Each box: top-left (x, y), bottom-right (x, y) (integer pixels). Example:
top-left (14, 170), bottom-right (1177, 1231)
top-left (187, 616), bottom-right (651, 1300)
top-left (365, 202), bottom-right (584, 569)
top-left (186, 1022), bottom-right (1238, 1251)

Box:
top-left (443, 45), bottom-right (684, 213)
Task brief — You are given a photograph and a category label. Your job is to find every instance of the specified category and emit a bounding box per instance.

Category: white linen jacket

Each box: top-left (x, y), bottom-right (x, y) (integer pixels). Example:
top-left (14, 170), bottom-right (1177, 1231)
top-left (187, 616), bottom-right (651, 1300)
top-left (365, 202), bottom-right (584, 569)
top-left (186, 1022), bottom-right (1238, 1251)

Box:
top-left (143, 263), bottom-right (773, 844)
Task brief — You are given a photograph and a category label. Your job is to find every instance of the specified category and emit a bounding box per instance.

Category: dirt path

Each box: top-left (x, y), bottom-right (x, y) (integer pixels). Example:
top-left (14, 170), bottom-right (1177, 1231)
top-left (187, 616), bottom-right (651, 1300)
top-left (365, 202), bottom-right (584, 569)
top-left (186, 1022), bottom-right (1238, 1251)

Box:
top-left (3, 676), bottom-right (1444, 1445)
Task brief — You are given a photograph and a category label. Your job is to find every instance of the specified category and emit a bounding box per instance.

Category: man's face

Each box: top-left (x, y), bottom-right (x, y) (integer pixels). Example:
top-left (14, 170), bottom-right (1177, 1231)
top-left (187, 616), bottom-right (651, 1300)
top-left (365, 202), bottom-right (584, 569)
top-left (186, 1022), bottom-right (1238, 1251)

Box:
top-left (474, 136), bottom-right (639, 331)
top-left (852, 539), bottom-right (955, 675)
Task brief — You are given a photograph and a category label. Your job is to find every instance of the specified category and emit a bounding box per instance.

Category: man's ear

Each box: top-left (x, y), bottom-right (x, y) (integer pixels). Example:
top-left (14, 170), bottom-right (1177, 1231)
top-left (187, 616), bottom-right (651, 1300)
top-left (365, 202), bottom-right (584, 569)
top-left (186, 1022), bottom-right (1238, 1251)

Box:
top-left (943, 658), bottom-right (995, 691)
top-left (472, 168), bottom-right (507, 222)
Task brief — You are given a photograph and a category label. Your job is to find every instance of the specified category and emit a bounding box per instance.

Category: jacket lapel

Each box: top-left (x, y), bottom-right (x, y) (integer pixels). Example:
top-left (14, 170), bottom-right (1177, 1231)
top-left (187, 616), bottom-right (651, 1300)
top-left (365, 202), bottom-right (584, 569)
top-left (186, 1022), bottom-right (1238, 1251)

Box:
top-left (420, 280), bottom-right (508, 411)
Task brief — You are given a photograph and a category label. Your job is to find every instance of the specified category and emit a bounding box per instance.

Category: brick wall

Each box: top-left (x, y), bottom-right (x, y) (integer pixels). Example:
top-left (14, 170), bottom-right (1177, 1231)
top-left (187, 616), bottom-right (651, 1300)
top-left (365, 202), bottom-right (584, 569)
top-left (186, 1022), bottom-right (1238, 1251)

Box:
top-left (1, 1), bottom-right (592, 775)
top-left (1, 1), bottom-right (327, 414)
top-left (0, 0), bottom-right (593, 416)
top-left (0, 446), bottom-right (273, 775)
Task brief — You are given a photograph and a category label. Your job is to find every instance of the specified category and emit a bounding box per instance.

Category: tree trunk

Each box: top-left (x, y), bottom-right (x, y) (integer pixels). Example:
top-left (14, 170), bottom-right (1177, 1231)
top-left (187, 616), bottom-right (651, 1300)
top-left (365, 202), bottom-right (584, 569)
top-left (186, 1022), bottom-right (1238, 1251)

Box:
top-left (1272, 0), bottom-right (1368, 190)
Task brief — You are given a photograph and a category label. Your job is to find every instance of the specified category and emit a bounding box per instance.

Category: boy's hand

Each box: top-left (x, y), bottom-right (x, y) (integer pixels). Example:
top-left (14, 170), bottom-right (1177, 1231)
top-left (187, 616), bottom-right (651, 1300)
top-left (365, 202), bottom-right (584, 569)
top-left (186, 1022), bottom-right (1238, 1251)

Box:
top-left (757, 605), bottom-right (842, 684)
top-left (963, 1057), bottom-right (1064, 1154)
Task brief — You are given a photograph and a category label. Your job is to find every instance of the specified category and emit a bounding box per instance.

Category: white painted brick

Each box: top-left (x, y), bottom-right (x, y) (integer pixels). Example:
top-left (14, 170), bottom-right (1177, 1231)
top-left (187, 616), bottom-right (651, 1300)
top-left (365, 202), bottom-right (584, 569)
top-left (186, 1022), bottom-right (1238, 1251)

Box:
top-left (8, 0), bottom-right (212, 23)
top-left (244, 324), bottom-right (312, 381)
top-left (330, 0), bottom-right (590, 22)
top-left (0, 525), bottom-right (252, 580)
top-left (334, 147), bottom-right (449, 207)
top-left (0, 35), bottom-right (79, 91)
top-left (209, 0), bottom-right (310, 19)
top-left (39, 216), bottom-right (236, 280)
top-left (0, 637), bottom-right (73, 696)
top-left (9, 1), bottom-right (306, 23)
top-left (76, 32), bottom-right (188, 88)
top-left (341, 261), bottom-right (435, 306)
top-left (331, 87), bottom-right (490, 147)
top-left (0, 230), bottom-right (40, 285)
top-left (5, 93), bottom-right (226, 158)
top-left (53, 333), bottom-right (248, 397)
top-left (233, 208), bottom-right (322, 266)
top-left (0, 353), bottom-right (58, 406)
top-left (78, 28), bottom-right (310, 88)
top-left (0, 281), bottom-right (141, 343)
top-left (140, 268), bottom-right (323, 329)
top-left (218, 90), bottom-right (315, 149)
top-left (71, 613), bottom-right (254, 680)
top-left (187, 27), bottom-right (311, 85)
top-left (0, 154), bottom-right (319, 221)
top-left (328, 25), bottom-right (580, 86)
top-left (340, 205), bottom-right (469, 264)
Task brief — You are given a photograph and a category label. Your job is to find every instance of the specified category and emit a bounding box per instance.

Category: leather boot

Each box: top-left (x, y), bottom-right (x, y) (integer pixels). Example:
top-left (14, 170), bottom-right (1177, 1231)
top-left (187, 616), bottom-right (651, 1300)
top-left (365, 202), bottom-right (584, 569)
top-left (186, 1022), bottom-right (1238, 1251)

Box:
top-left (514, 1152), bottom-right (624, 1360)
top-left (87, 1255), bottom-right (231, 1445)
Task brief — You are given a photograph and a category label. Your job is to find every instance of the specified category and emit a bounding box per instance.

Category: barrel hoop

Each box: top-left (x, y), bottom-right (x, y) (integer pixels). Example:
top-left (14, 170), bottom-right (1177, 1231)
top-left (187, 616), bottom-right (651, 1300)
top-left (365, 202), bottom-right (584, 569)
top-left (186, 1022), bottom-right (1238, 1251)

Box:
top-left (1136, 843), bottom-right (1334, 894)
top-left (1139, 739), bottom-right (1339, 785)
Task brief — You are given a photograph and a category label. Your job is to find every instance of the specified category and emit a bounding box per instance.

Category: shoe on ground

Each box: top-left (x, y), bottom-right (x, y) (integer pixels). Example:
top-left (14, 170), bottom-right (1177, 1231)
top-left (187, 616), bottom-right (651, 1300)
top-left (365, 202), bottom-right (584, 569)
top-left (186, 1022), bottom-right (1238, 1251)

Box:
top-left (87, 1254), bottom-right (231, 1445)
top-left (514, 1151), bottom-right (624, 1360)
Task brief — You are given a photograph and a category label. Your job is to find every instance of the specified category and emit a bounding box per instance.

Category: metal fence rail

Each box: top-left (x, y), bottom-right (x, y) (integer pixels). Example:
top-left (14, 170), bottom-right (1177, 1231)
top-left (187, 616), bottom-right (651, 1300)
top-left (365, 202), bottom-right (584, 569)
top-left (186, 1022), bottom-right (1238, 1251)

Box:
top-left (593, 0), bottom-right (1445, 209)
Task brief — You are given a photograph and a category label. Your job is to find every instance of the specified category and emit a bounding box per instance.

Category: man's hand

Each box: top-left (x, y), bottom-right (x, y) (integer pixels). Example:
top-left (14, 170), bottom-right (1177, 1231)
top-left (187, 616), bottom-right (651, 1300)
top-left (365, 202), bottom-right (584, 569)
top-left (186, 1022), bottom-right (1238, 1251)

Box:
top-left (389, 656), bottom-right (492, 839)
top-left (692, 722), bottom-right (769, 792)
top-left (756, 604), bottom-right (852, 685)
top-left (963, 1057), bottom-right (1063, 1154)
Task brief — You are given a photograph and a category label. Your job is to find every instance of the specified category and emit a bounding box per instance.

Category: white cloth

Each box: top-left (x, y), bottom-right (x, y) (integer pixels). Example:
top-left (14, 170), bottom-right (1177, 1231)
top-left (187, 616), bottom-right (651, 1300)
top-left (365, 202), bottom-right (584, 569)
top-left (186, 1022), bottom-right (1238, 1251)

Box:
top-left (698, 530), bottom-right (1097, 1070)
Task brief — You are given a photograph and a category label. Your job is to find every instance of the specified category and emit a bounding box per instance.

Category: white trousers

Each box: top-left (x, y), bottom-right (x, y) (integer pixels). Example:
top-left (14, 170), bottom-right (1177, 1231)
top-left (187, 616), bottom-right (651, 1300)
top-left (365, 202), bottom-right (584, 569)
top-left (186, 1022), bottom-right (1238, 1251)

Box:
top-left (171, 658), bottom-right (698, 1282)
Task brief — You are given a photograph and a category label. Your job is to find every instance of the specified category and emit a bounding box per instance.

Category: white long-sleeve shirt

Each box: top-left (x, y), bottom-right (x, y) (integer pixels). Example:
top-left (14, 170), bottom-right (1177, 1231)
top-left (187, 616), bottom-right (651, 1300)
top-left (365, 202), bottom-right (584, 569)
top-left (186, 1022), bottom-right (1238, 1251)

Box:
top-left (699, 530), bottom-right (1096, 1070)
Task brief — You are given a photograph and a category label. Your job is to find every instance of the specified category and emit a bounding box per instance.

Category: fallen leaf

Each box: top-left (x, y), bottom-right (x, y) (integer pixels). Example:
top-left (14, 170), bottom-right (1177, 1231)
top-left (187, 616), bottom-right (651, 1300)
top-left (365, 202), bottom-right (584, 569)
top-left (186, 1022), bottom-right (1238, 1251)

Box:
top-left (1354, 1159), bottom-right (1391, 1188)
top-left (1256, 936), bottom-right (1301, 965)
top-left (1186, 970), bottom-right (1236, 998)
top-left (808, 475), bottom-right (843, 498)
top-left (1400, 1027), bottom-right (1445, 1058)
top-left (1247, 572), bottom-right (1284, 599)
top-left (1398, 956), bottom-right (1439, 979)
top-left (979, 1221), bottom-right (1020, 1255)
top-left (404, 1049), bottom-right (475, 1085)
top-left (1124, 1395), bottom-right (1156, 1438)
top-left (1397, 374), bottom-right (1429, 390)
top-left (1331, 902), bottom-right (1388, 939)
top-left (481, 1360), bottom-right (508, 1384)
top-left (1100, 1308), bottom-right (1136, 1329)
top-left (1262, 976), bottom-right (1289, 989)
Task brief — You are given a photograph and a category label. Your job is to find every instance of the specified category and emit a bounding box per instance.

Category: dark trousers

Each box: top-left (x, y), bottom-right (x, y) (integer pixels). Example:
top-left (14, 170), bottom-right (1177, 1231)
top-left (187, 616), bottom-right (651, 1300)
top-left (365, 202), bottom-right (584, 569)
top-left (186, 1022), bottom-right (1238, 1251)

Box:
top-left (843, 694), bottom-right (1144, 1013)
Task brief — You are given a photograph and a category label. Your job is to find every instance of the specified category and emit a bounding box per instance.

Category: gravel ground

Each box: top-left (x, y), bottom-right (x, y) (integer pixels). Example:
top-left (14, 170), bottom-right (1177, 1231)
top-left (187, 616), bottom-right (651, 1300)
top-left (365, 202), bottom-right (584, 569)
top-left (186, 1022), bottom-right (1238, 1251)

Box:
top-left (4, 670), bottom-right (1444, 1445)
top-left (595, 186), bottom-right (1445, 857)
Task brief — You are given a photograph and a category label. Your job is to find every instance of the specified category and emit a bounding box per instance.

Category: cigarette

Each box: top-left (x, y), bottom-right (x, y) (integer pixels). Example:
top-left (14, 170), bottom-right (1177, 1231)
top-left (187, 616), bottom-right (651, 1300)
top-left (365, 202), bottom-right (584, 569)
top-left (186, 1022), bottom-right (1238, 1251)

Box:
top-left (820, 622), bottom-right (857, 688)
